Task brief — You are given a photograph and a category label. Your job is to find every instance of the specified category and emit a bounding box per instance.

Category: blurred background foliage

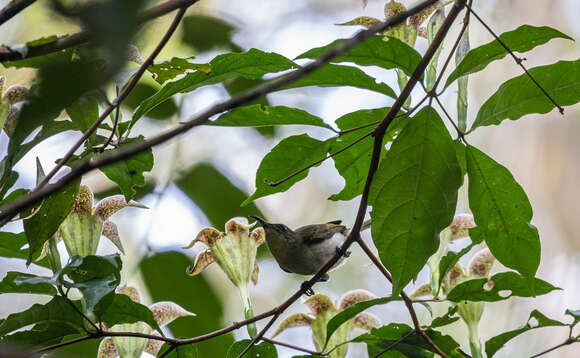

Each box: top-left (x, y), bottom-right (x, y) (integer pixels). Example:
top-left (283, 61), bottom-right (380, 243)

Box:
top-left (0, 0), bottom-right (579, 357)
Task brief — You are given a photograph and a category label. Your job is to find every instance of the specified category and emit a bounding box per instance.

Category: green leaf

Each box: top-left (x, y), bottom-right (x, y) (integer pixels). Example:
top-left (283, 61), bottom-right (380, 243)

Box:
top-left (471, 59), bottom-right (580, 130)
top-left (485, 310), bottom-right (566, 357)
top-left (329, 107), bottom-right (405, 201)
top-left (66, 94), bottom-right (99, 134)
top-left (60, 254), bottom-right (122, 308)
top-left (429, 306), bottom-right (459, 329)
top-left (124, 82), bottom-right (178, 119)
top-left (243, 134), bottom-right (330, 205)
top-left (0, 231), bottom-right (50, 268)
top-left (325, 296), bottom-right (401, 347)
top-left (2, 37), bottom-right (73, 69)
top-left (466, 145), bottom-right (540, 285)
top-left (566, 309), bottom-right (580, 328)
top-left (140, 252), bottom-right (232, 357)
top-left (446, 25), bottom-right (573, 88)
top-left (181, 14), bottom-right (241, 53)
top-left (446, 271), bottom-right (559, 302)
top-left (226, 340), bottom-right (277, 358)
top-left (455, 26), bottom-right (470, 132)
top-left (211, 104), bottom-right (333, 130)
top-left (0, 296), bottom-right (85, 336)
top-left (296, 36), bottom-right (421, 77)
top-left (23, 179), bottom-right (80, 264)
top-left (133, 49), bottom-right (296, 123)
top-left (149, 57), bottom-right (211, 85)
top-left (158, 343), bottom-right (198, 358)
top-left (223, 77), bottom-right (274, 137)
top-left (97, 136), bottom-right (154, 201)
top-left (0, 272), bottom-right (57, 295)
top-left (2, 322), bottom-right (81, 348)
top-left (369, 107), bottom-right (462, 293)
top-left (436, 241), bottom-right (479, 295)
top-left (94, 293), bottom-right (161, 332)
top-left (282, 64), bottom-right (396, 99)
top-left (176, 163), bottom-right (265, 229)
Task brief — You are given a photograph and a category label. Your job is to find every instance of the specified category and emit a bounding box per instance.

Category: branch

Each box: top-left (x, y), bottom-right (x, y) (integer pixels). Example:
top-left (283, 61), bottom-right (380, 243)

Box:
top-left (0, 0), bottom-right (196, 62)
top-left (261, 337), bottom-right (325, 356)
top-left (466, 4), bottom-right (564, 115)
top-left (0, 0), bottom-right (35, 25)
top-left (0, 0), bottom-right (440, 225)
top-left (529, 336), bottom-right (579, 358)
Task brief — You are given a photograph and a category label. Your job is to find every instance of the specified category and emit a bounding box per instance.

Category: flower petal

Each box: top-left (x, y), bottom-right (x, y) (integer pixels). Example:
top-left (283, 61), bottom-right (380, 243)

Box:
top-left (251, 261), bottom-right (259, 285)
top-left (144, 334), bottom-right (164, 356)
top-left (183, 228), bottom-right (221, 249)
top-left (410, 284), bottom-right (432, 299)
top-left (354, 312), bottom-right (381, 331)
top-left (102, 220), bottom-right (125, 254)
top-left (250, 228), bottom-right (265, 246)
top-left (186, 250), bottom-right (214, 276)
top-left (339, 289), bottom-right (377, 310)
top-left (150, 301), bottom-right (195, 327)
top-left (94, 195), bottom-right (147, 220)
top-left (116, 286), bottom-right (140, 303)
top-left (304, 293), bottom-right (336, 315)
top-left (225, 217), bottom-right (250, 237)
top-left (272, 313), bottom-right (313, 337)
top-left (468, 248), bottom-right (495, 278)
top-left (73, 185), bottom-right (94, 215)
top-left (449, 214), bottom-right (475, 240)
top-left (97, 337), bottom-right (118, 358)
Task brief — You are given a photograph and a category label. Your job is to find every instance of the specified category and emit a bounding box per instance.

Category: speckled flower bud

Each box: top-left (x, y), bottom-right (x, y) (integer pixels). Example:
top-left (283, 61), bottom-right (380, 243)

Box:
top-left (468, 248), bottom-right (495, 278)
top-left (72, 185), bottom-right (94, 215)
top-left (150, 301), bottom-right (195, 327)
top-left (339, 289), bottom-right (376, 310)
top-left (336, 16), bottom-right (381, 28)
top-left (354, 312), bottom-right (381, 331)
top-left (117, 285), bottom-right (140, 303)
top-left (410, 283), bottom-right (433, 299)
top-left (126, 44), bottom-right (144, 64)
top-left (385, 1), bottom-right (406, 20)
top-left (0, 76), bottom-right (5, 93)
top-left (2, 84), bottom-right (28, 104)
top-left (3, 104), bottom-right (19, 137)
top-left (409, 3), bottom-right (441, 27)
top-left (94, 195), bottom-right (147, 220)
top-left (450, 213), bottom-right (475, 240)
top-left (305, 293), bottom-right (336, 315)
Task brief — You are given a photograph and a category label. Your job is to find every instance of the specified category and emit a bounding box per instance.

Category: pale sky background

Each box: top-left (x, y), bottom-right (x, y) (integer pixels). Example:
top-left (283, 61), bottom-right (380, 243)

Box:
top-left (1, 0), bottom-right (580, 357)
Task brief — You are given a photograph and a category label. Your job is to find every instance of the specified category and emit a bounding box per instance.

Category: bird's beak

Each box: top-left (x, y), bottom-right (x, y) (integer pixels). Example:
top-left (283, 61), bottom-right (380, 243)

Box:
top-left (249, 215), bottom-right (266, 225)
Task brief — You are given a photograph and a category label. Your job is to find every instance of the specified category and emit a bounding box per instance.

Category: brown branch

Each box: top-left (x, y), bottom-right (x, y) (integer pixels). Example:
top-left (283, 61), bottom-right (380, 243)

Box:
top-left (0, 0), bottom-right (440, 226)
top-left (0, 0), bottom-right (35, 25)
top-left (265, 130), bottom-right (373, 187)
top-left (529, 337), bottom-right (579, 358)
top-left (465, 4), bottom-right (564, 115)
top-left (0, 0), bottom-right (197, 62)
top-left (261, 337), bottom-right (325, 356)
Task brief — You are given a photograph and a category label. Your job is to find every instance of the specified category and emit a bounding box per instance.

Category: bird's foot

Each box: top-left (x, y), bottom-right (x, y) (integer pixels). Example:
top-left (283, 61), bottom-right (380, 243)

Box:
top-left (336, 245), bottom-right (351, 258)
top-left (300, 281), bottom-right (315, 296)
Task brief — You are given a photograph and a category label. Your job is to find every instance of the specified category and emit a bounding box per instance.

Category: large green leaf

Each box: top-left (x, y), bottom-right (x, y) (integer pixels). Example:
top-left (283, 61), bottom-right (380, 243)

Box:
top-left (485, 310), bottom-right (565, 358)
top-left (132, 49), bottom-right (297, 123)
top-left (0, 231), bottom-right (51, 268)
top-left (176, 163), bottom-right (264, 229)
top-left (282, 64), bottom-right (396, 98)
top-left (97, 136), bottom-right (154, 201)
top-left (60, 255), bottom-right (122, 308)
top-left (211, 104), bottom-right (333, 130)
top-left (158, 343), bottom-right (198, 358)
top-left (148, 57), bottom-right (211, 85)
top-left (23, 179), bottom-right (80, 264)
top-left (471, 59), bottom-right (580, 130)
top-left (446, 271), bottom-right (559, 302)
top-left (2, 322), bottom-right (81, 348)
top-left (325, 296), bottom-right (401, 348)
top-left (296, 36), bottom-right (421, 77)
top-left (445, 25), bottom-right (573, 88)
top-left (226, 340), bottom-right (277, 358)
top-left (466, 145), bottom-right (540, 285)
top-left (181, 14), bottom-right (241, 53)
top-left (0, 296), bottom-right (85, 336)
top-left (243, 134), bottom-right (330, 205)
top-left (66, 94), bottom-right (99, 134)
top-left (0, 272), bottom-right (57, 295)
top-left (140, 252), bottom-right (232, 357)
top-left (369, 107), bottom-right (462, 293)
top-left (329, 107), bottom-right (405, 201)
top-left (94, 293), bottom-right (161, 332)
top-left (124, 82), bottom-right (178, 119)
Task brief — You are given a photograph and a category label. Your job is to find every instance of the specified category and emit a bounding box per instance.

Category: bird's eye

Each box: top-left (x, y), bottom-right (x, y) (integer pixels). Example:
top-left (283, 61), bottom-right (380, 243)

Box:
top-left (278, 225), bottom-right (288, 232)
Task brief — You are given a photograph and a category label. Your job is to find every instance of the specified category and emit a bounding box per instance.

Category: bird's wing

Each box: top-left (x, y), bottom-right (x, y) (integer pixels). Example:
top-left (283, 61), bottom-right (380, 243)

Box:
top-left (297, 223), bottom-right (348, 246)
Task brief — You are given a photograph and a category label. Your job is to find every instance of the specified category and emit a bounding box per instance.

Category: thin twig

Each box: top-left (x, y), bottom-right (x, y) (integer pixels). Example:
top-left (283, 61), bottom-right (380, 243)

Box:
top-left (433, 94), bottom-right (464, 139)
top-left (466, 4), bottom-right (564, 115)
top-left (0, 0), bottom-right (197, 62)
top-left (0, 0), bottom-right (440, 226)
top-left (529, 337), bottom-right (579, 358)
top-left (372, 330), bottom-right (416, 358)
top-left (0, 0), bottom-right (35, 25)
top-left (100, 86), bottom-right (121, 151)
top-left (32, 334), bottom-right (96, 353)
top-left (265, 131), bottom-right (373, 187)
top-left (261, 337), bottom-right (325, 356)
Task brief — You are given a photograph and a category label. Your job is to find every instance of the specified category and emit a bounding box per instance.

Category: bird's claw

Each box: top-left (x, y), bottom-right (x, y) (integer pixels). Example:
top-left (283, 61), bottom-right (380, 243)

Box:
top-left (300, 282), bottom-right (315, 296)
top-left (336, 246), bottom-right (351, 258)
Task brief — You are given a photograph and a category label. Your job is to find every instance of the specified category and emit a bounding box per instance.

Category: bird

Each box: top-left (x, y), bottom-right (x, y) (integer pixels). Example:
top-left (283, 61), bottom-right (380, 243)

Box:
top-left (249, 215), bottom-right (370, 295)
